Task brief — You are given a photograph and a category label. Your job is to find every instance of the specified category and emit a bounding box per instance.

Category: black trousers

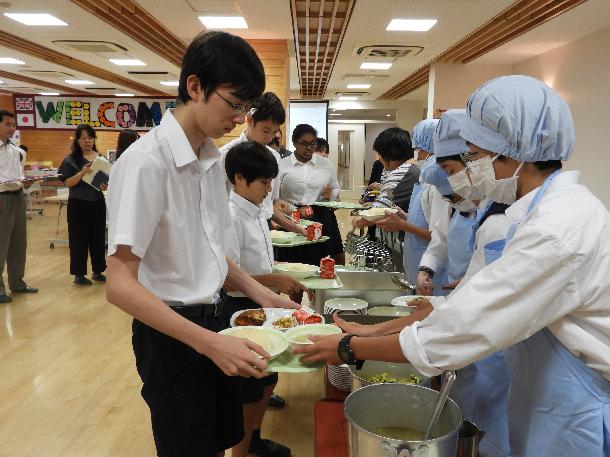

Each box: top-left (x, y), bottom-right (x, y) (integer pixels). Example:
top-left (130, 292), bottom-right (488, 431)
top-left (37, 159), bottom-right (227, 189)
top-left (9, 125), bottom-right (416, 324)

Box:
top-left (67, 197), bottom-right (107, 276)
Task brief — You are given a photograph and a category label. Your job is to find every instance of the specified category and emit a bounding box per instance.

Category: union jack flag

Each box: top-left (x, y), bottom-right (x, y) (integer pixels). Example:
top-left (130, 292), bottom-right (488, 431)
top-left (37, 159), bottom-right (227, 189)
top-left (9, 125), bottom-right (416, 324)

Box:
top-left (15, 97), bottom-right (34, 111)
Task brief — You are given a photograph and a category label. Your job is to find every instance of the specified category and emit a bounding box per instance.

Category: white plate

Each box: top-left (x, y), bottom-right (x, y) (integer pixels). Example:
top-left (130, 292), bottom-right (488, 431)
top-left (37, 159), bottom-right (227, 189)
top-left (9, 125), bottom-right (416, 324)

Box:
top-left (359, 208), bottom-right (398, 221)
top-left (391, 295), bottom-right (427, 312)
top-left (219, 327), bottom-right (288, 359)
top-left (367, 306), bottom-right (411, 317)
top-left (230, 308), bottom-right (297, 331)
top-left (270, 230), bottom-right (298, 244)
top-left (284, 324), bottom-right (342, 347)
top-left (324, 297), bottom-right (368, 314)
top-left (273, 262), bottom-right (319, 280)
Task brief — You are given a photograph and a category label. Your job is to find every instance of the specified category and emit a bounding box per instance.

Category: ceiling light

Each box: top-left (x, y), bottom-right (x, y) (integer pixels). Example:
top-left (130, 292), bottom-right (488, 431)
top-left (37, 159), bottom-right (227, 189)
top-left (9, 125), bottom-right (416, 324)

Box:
top-left (386, 19), bottom-right (437, 32)
top-left (360, 62), bottom-right (392, 70)
top-left (386, 114), bottom-right (391, 117)
top-left (160, 81), bottom-right (179, 86)
top-left (0, 57), bottom-right (25, 65)
top-left (199, 16), bottom-right (248, 29)
top-left (339, 96), bottom-right (358, 101)
top-left (115, 93), bottom-right (134, 97)
top-left (329, 113), bottom-right (342, 116)
top-left (4, 13), bottom-right (67, 26)
top-left (0, 80), bottom-right (3, 84)
top-left (109, 59), bottom-right (146, 66)
top-left (347, 83), bottom-right (371, 89)
top-left (65, 79), bottom-right (94, 85)
top-left (39, 92), bottom-right (59, 95)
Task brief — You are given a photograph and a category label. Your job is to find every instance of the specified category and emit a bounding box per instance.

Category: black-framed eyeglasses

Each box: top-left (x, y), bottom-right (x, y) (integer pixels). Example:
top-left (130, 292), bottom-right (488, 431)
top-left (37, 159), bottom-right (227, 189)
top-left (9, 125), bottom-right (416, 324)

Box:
top-left (460, 151), bottom-right (483, 163)
top-left (215, 91), bottom-right (251, 115)
top-left (296, 141), bottom-right (316, 149)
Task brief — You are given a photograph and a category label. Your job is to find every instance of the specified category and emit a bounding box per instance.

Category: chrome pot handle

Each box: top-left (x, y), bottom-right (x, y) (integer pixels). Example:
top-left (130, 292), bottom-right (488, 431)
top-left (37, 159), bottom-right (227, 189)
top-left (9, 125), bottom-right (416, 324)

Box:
top-left (379, 441), bottom-right (429, 457)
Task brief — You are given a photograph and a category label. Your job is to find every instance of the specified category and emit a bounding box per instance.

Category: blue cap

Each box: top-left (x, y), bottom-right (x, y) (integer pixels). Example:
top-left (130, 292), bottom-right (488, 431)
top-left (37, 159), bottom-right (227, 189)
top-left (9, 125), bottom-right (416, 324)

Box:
top-left (460, 75), bottom-right (575, 162)
top-left (433, 109), bottom-right (468, 158)
top-left (412, 119), bottom-right (439, 153)
top-left (421, 161), bottom-right (453, 196)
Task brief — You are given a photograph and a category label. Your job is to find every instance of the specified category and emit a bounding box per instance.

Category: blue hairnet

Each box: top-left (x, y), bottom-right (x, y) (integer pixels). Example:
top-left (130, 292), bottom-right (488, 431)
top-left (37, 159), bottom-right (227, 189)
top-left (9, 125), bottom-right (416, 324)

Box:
top-left (412, 119), bottom-right (439, 153)
top-left (433, 109), bottom-right (468, 158)
top-left (460, 75), bottom-right (575, 162)
top-left (421, 161), bottom-right (453, 196)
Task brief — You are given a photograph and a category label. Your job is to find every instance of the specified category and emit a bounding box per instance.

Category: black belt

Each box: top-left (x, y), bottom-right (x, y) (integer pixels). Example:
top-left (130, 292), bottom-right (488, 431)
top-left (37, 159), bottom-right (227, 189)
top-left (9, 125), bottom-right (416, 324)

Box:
top-left (0, 189), bottom-right (23, 195)
top-left (169, 302), bottom-right (223, 319)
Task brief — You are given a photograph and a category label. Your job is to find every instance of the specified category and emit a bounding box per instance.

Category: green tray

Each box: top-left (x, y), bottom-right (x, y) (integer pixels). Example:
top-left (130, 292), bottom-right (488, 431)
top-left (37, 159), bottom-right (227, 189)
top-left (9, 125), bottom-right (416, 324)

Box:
top-left (312, 201), bottom-right (365, 210)
top-left (299, 275), bottom-right (343, 290)
top-left (267, 350), bottom-right (324, 373)
top-left (272, 235), bottom-right (329, 247)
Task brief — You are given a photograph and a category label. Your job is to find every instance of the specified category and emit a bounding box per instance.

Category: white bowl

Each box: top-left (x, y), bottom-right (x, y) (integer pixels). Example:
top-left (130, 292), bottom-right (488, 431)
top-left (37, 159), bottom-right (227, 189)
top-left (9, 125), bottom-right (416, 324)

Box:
top-left (284, 324), bottom-right (342, 348)
top-left (367, 306), bottom-right (410, 317)
top-left (358, 207), bottom-right (398, 221)
top-left (324, 297), bottom-right (368, 315)
top-left (219, 326), bottom-right (288, 359)
top-left (273, 262), bottom-right (319, 279)
top-left (270, 230), bottom-right (298, 244)
top-left (391, 295), bottom-right (428, 313)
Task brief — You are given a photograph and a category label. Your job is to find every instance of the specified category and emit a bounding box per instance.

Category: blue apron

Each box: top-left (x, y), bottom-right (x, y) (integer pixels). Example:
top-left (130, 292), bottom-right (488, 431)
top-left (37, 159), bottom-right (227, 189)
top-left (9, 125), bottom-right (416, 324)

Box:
top-left (447, 202), bottom-right (490, 282)
top-left (403, 184), bottom-right (448, 295)
top-left (486, 171), bottom-right (610, 456)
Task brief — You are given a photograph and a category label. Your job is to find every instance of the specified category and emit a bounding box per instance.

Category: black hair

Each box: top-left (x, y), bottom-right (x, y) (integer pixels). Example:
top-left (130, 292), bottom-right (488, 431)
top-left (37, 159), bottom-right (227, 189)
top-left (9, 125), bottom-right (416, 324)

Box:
top-left (373, 127), bottom-right (413, 162)
top-left (225, 141), bottom-right (279, 185)
top-left (436, 154), bottom-right (464, 165)
top-left (115, 129), bottom-right (139, 160)
top-left (292, 124), bottom-right (317, 145)
top-left (178, 31), bottom-right (265, 105)
top-left (251, 92), bottom-right (285, 125)
top-left (315, 138), bottom-right (329, 152)
top-left (71, 124), bottom-right (98, 163)
top-left (533, 160), bottom-right (562, 171)
top-left (0, 110), bottom-right (15, 123)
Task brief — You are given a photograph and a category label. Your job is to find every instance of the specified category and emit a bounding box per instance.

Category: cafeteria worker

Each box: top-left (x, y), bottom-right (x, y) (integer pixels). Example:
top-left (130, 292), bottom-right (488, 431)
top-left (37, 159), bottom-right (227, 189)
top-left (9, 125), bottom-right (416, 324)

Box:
top-left (295, 75), bottom-right (610, 456)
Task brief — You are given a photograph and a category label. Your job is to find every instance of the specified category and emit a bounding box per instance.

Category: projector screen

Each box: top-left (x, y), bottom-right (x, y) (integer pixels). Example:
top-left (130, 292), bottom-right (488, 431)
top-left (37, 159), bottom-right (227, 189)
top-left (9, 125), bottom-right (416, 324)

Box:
top-left (287, 100), bottom-right (329, 151)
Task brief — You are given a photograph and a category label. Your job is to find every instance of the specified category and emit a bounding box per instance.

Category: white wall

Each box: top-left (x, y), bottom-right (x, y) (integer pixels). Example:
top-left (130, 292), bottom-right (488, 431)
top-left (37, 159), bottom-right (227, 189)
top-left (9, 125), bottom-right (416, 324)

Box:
top-left (511, 26), bottom-right (610, 205)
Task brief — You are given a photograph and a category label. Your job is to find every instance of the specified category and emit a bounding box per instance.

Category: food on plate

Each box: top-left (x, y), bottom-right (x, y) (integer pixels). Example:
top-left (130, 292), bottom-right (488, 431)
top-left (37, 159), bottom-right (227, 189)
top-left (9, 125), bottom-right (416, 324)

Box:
top-left (367, 372), bottom-right (423, 385)
top-left (292, 308), bottom-right (323, 324)
top-left (272, 316), bottom-right (296, 329)
top-left (235, 309), bottom-right (266, 326)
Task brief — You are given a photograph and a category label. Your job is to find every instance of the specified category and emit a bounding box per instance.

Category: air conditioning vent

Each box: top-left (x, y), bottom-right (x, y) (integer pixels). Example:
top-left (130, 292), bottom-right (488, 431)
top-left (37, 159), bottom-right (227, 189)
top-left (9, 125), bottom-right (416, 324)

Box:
top-left (4, 86), bottom-right (42, 91)
top-left (344, 73), bottom-right (389, 81)
top-left (128, 71), bottom-right (178, 80)
top-left (19, 70), bottom-right (75, 79)
top-left (354, 45), bottom-right (423, 60)
top-left (53, 40), bottom-right (128, 53)
top-left (335, 91), bottom-right (369, 97)
top-left (85, 87), bottom-right (117, 93)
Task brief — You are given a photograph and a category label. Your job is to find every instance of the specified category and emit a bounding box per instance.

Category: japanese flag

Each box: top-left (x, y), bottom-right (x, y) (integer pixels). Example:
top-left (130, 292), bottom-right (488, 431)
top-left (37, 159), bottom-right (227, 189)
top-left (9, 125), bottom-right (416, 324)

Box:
top-left (17, 113), bottom-right (35, 127)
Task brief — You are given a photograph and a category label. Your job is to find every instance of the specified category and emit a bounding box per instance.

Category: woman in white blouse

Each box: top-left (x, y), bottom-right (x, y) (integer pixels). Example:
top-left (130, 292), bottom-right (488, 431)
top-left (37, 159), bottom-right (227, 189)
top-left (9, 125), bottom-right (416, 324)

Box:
top-left (276, 124), bottom-right (344, 265)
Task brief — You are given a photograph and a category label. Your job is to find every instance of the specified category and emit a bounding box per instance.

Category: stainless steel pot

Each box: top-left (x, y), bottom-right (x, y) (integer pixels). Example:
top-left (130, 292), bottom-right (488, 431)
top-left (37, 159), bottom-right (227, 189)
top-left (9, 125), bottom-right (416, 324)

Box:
top-left (345, 383), bottom-right (462, 457)
top-left (349, 360), bottom-right (430, 391)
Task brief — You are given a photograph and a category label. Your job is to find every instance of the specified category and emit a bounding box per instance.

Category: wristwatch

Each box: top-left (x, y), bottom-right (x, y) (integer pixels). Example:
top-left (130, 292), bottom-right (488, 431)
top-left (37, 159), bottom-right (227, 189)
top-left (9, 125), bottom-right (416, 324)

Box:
top-left (338, 335), bottom-right (364, 369)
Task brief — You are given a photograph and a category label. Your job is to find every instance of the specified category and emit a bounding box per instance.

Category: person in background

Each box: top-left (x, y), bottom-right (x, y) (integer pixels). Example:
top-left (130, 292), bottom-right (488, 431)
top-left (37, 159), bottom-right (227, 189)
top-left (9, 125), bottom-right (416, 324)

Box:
top-left (114, 129), bottom-right (139, 161)
top-left (58, 124), bottom-right (107, 286)
top-left (0, 110), bottom-right (38, 303)
top-left (295, 76), bottom-right (610, 457)
top-left (106, 31), bottom-right (300, 457)
top-left (224, 141), bottom-right (304, 457)
top-left (269, 129), bottom-right (291, 159)
top-left (314, 137), bottom-right (329, 158)
top-left (220, 92), bottom-right (305, 238)
top-left (277, 123), bottom-right (344, 265)
top-left (364, 151), bottom-right (387, 241)
top-left (18, 144), bottom-right (28, 161)
top-left (353, 127), bottom-right (420, 271)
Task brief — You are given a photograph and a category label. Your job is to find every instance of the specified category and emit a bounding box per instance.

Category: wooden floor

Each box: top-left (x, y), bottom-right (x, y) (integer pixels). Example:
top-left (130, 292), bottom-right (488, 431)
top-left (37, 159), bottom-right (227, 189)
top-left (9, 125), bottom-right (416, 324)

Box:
top-left (0, 202), bottom-right (332, 457)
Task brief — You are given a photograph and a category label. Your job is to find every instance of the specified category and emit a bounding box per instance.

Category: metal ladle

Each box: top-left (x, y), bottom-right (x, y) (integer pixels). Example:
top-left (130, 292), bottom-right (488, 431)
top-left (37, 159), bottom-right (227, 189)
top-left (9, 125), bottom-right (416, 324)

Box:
top-left (423, 370), bottom-right (457, 441)
top-left (390, 272), bottom-right (416, 291)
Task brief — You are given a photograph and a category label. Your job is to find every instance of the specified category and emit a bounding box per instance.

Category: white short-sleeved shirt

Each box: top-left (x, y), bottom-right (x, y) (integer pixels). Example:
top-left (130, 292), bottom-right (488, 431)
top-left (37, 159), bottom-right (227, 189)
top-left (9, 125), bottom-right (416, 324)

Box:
top-left (107, 109), bottom-right (233, 305)
top-left (226, 191), bottom-right (274, 298)
top-left (277, 153), bottom-right (340, 205)
top-left (219, 131), bottom-right (281, 220)
top-left (0, 141), bottom-right (25, 192)
top-left (401, 171), bottom-right (610, 381)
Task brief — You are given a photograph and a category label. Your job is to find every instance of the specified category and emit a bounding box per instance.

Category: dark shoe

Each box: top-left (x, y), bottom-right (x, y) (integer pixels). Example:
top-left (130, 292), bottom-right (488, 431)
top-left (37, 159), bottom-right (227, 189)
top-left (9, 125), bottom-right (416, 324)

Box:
top-left (268, 393), bottom-right (285, 408)
top-left (0, 295), bottom-right (12, 303)
top-left (74, 276), bottom-right (92, 286)
top-left (11, 286), bottom-right (38, 294)
top-left (92, 273), bottom-right (106, 282)
top-left (249, 439), bottom-right (291, 457)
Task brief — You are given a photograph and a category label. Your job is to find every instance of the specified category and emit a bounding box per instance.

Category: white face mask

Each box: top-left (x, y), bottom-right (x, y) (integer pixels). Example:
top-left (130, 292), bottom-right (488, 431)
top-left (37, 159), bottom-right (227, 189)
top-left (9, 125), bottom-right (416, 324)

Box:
top-left (468, 155), bottom-right (524, 205)
top-left (452, 198), bottom-right (478, 212)
top-left (447, 169), bottom-right (486, 201)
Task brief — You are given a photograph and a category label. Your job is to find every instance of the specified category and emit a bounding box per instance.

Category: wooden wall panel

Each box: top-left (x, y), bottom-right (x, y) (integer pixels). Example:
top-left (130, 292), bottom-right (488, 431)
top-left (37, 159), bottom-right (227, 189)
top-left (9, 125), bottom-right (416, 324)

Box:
top-left (0, 39), bottom-right (289, 164)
